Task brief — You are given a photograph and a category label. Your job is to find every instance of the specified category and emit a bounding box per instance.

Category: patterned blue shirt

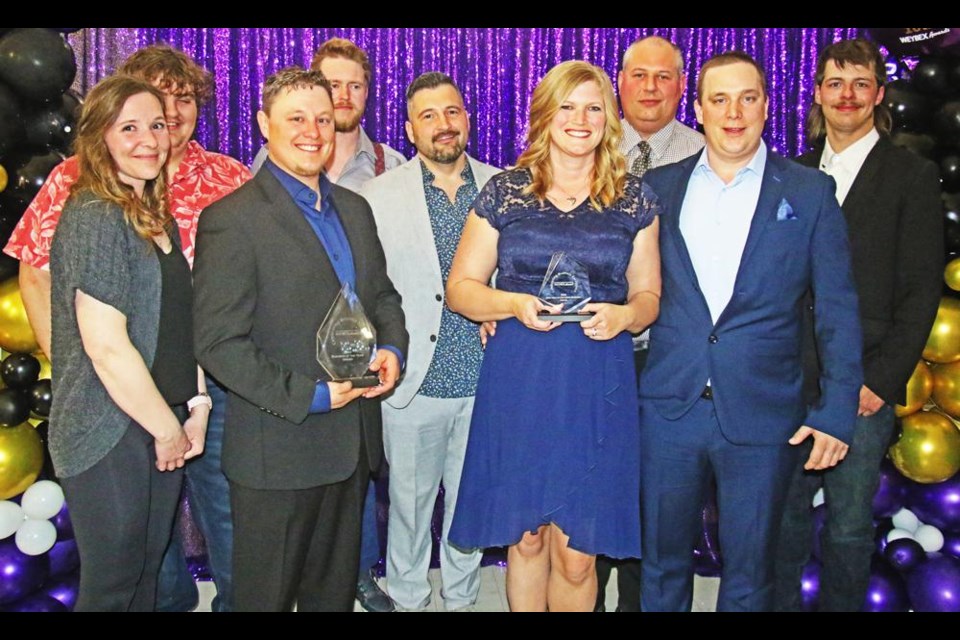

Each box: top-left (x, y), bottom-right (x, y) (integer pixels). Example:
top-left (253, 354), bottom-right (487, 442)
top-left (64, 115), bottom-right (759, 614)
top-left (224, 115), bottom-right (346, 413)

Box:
top-left (418, 160), bottom-right (483, 398)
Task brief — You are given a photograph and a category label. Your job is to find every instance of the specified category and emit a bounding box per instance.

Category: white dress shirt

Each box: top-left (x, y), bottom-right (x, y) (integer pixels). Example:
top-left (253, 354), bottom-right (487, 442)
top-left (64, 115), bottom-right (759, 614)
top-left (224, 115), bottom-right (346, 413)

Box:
top-left (819, 127), bottom-right (879, 205)
top-left (680, 142), bottom-right (767, 325)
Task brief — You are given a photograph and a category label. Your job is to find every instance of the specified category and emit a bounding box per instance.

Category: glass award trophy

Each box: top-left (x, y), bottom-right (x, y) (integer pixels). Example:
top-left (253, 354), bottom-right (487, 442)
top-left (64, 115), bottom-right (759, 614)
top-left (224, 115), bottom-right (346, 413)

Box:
top-left (536, 251), bottom-right (595, 322)
top-left (316, 283), bottom-right (380, 388)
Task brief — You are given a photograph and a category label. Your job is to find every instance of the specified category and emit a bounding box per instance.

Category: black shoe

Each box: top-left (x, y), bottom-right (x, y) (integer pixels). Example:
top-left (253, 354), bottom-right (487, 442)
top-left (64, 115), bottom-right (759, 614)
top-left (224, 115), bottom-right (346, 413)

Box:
top-left (356, 570), bottom-right (396, 612)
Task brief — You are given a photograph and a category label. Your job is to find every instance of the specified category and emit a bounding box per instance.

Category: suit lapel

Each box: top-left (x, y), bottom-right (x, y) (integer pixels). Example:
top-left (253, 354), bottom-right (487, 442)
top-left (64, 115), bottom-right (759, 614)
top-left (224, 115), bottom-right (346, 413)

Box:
top-left (734, 153), bottom-right (785, 281)
top-left (257, 169), bottom-right (340, 294)
top-left (407, 159), bottom-right (444, 286)
top-left (663, 156), bottom-right (706, 297)
top-left (714, 153), bottom-right (786, 326)
top-left (839, 137), bottom-right (888, 227)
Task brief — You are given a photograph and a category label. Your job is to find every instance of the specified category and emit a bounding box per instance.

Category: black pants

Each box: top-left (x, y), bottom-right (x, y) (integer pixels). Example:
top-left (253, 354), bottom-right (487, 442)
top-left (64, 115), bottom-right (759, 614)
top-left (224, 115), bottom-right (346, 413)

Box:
top-left (230, 446), bottom-right (369, 612)
top-left (60, 417), bottom-right (185, 612)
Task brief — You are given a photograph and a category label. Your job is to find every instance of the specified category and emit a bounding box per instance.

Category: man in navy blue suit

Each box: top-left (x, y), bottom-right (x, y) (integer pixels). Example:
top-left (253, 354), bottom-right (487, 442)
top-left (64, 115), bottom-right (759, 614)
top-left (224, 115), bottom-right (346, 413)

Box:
top-left (638, 51), bottom-right (863, 612)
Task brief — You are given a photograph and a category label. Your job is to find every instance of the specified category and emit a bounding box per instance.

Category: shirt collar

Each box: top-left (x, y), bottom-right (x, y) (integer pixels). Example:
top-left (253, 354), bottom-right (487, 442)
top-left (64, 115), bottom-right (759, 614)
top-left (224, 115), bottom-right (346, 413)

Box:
top-left (621, 118), bottom-right (680, 160)
top-left (821, 127), bottom-right (880, 172)
top-left (419, 156), bottom-right (477, 188)
top-left (264, 157), bottom-right (331, 207)
top-left (169, 140), bottom-right (206, 184)
top-left (355, 128), bottom-right (377, 161)
top-left (694, 140), bottom-right (768, 182)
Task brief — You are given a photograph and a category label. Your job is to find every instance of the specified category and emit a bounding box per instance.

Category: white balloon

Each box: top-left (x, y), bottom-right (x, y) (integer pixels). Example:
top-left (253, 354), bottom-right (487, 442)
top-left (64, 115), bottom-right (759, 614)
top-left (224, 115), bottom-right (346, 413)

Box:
top-left (812, 488), bottom-right (825, 508)
top-left (891, 508), bottom-right (920, 533)
top-left (0, 500), bottom-right (24, 539)
top-left (915, 524), bottom-right (945, 552)
top-left (21, 480), bottom-right (65, 520)
top-left (887, 528), bottom-right (916, 543)
top-left (14, 518), bottom-right (56, 556)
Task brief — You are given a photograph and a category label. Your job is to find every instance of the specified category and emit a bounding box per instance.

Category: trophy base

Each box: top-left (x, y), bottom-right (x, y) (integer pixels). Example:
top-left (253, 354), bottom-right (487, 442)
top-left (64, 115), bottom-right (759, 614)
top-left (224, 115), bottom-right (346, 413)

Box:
top-left (537, 312), bottom-right (596, 323)
top-left (340, 373), bottom-right (381, 388)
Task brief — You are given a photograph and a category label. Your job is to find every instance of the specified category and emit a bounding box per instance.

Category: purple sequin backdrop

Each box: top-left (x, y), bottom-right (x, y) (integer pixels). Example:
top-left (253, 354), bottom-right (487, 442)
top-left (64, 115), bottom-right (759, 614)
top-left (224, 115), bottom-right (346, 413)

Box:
top-left (68, 28), bottom-right (863, 167)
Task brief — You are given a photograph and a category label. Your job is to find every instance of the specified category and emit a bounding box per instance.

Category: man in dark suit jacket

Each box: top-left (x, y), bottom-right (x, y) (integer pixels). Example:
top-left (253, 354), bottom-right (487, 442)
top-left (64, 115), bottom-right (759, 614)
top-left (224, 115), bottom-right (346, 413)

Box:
top-left (639, 52), bottom-right (863, 612)
top-left (773, 38), bottom-right (943, 612)
top-left (192, 68), bottom-right (408, 612)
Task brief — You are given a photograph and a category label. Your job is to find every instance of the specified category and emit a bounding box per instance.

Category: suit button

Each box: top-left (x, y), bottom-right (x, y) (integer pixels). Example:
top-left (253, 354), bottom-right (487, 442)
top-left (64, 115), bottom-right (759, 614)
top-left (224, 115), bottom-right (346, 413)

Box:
top-left (430, 335), bottom-right (437, 342)
top-left (436, 294), bottom-right (442, 302)
top-left (708, 334), bottom-right (718, 344)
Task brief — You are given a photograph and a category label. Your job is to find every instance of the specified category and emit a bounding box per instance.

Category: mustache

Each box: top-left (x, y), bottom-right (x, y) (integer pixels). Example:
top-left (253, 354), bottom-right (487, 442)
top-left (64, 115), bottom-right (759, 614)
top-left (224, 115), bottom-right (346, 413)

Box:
top-left (432, 129), bottom-right (461, 142)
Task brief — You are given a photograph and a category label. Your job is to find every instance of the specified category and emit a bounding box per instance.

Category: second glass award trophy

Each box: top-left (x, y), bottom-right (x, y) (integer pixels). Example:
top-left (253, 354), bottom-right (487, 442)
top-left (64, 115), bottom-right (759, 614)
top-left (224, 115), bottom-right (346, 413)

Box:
top-left (316, 283), bottom-right (380, 388)
top-left (536, 251), bottom-right (595, 322)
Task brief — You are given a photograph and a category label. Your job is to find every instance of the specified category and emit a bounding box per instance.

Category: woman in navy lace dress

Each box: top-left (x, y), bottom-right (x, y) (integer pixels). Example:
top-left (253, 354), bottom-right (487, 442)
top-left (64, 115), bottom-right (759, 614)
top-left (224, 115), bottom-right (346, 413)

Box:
top-left (446, 60), bottom-right (661, 612)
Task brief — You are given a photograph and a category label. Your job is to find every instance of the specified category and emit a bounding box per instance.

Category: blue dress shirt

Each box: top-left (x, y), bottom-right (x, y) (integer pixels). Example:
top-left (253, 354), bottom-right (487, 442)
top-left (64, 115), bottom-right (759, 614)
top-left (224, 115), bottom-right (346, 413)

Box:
top-left (265, 159), bottom-right (402, 412)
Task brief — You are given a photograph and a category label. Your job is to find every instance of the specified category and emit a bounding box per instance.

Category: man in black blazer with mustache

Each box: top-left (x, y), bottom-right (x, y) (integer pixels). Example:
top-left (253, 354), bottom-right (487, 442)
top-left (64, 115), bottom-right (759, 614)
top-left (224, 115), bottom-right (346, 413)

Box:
top-left (773, 38), bottom-right (943, 612)
top-left (193, 67), bottom-right (407, 611)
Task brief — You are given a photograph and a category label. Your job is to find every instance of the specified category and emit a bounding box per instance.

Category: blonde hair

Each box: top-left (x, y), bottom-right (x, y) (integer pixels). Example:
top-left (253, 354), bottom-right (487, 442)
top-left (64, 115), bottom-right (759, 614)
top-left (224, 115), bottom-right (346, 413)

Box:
top-left (515, 60), bottom-right (626, 210)
top-left (70, 74), bottom-right (171, 240)
top-left (310, 37), bottom-right (372, 85)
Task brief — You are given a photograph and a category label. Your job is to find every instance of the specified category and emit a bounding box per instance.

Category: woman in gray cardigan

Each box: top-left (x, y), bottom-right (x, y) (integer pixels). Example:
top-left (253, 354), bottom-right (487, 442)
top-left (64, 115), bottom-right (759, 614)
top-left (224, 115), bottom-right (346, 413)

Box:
top-left (48, 75), bottom-right (209, 611)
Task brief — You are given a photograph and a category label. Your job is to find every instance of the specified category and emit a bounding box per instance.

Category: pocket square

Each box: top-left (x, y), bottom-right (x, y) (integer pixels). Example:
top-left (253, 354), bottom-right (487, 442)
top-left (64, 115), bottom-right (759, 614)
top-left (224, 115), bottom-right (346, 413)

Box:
top-left (776, 198), bottom-right (797, 222)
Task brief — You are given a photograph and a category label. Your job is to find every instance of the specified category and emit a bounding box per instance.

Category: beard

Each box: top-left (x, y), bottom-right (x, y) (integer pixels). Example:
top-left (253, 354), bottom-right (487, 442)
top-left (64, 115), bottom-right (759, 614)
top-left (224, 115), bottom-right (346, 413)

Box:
top-left (334, 108), bottom-right (363, 133)
top-left (421, 135), bottom-right (466, 164)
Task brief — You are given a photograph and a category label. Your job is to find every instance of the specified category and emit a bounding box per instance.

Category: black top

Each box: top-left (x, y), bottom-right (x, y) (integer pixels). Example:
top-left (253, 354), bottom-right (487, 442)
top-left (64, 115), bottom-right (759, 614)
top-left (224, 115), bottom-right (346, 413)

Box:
top-left (151, 234), bottom-right (195, 405)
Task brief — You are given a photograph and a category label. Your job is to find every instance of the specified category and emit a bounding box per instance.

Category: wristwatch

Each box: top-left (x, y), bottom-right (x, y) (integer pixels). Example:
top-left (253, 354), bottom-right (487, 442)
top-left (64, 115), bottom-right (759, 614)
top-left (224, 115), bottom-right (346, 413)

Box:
top-left (187, 392), bottom-right (213, 412)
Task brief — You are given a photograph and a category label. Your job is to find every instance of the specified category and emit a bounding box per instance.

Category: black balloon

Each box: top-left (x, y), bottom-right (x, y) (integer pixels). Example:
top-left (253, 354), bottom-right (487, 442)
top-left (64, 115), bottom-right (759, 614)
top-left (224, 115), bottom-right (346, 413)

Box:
top-left (935, 102), bottom-right (960, 146)
top-left (0, 353), bottom-right (40, 389)
top-left (942, 155), bottom-right (960, 192)
top-left (0, 254), bottom-right (18, 283)
top-left (0, 82), bottom-right (24, 158)
top-left (912, 57), bottom-right (954, 96)
top-left (950, 58), bottom-right (960, 96)
top-left (24, 90), bottom-right (81, 154)
top-left (7, 150), bottom-right (65, 203)
top-left (28, 379), bottom-right (51, 417)
top-left (0, 29), bottom-right (76, 103)
top-left (0, 192), bottom-right (29, 249)
top-left (885, 80), bottom-right (934, 132)
top-left (891, 130), bottom-right (937, 159)
top-left (0, 388), bottom-right (30, 426)
top-left (944, 203), bottom-right (960, 254)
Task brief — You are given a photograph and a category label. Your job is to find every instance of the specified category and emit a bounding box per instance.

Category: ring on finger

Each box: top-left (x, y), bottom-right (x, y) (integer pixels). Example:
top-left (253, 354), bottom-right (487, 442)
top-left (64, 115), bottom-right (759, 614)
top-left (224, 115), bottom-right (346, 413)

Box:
top-left (592, 328), bottom-right (597, 337)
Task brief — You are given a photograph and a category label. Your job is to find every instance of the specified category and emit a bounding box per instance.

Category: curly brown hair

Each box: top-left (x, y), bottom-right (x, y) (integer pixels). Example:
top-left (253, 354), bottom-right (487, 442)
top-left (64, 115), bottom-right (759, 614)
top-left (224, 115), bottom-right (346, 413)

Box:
top-left (118, 43), bottom-right (214, 104)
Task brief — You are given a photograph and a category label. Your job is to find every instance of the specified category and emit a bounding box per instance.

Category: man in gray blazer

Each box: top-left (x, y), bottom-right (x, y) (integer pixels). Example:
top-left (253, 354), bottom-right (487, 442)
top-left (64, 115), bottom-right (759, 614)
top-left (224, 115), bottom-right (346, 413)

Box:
top-left (193, 67), bottom-right (407, 611)
top-left (359, 72), bottom-right (499, 611)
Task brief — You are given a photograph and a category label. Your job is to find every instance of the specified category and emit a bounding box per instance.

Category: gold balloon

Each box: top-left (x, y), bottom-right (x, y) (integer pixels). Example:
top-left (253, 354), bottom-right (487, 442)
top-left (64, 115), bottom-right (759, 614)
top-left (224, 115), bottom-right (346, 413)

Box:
top-left (897, 360), bottom-right (935, 417)
top-left (930, 360), bottom-right (960, 418)
top-left (0, 164), bottom-right (7, 193)
top-left (0, 277), bottom-right (38, 354)
top-left (33, 351), bottom-right (50, 381)
top-left (923, 297), bottom-right (960, 363)
top-left (889, 410), bottom-right (960, 484)
top-left (947, 258), bottom-right (960, 292)
top-left (0, 421), bottom-right (44, 500)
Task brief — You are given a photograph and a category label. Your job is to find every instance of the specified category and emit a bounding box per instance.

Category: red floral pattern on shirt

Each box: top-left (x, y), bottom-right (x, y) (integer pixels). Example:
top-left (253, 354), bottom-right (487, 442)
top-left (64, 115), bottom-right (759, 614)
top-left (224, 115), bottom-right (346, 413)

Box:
top-left (3, 141), bottom-right (252, 270)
